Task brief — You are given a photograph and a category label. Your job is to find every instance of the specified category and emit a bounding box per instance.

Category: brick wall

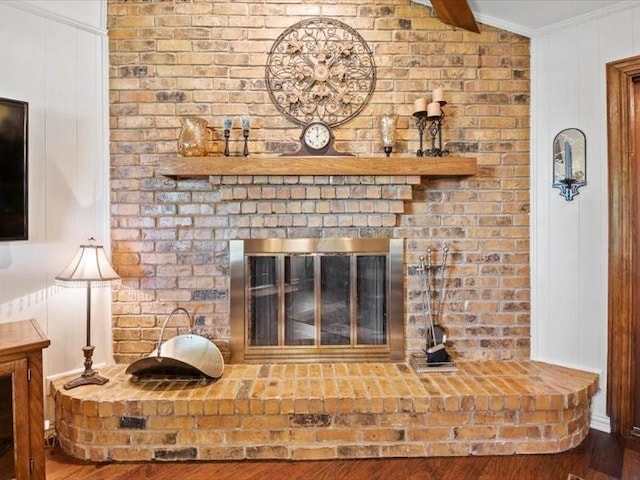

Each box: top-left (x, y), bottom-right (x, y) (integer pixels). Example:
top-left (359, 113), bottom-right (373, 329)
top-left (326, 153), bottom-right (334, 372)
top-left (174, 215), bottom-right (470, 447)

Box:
top-left (108, 0), bottom-right (530, 364)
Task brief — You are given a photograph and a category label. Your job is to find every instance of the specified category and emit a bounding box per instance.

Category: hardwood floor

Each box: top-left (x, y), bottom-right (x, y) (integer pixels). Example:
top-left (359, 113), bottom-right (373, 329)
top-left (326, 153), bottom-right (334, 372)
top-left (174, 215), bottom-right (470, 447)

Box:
top-left (46, 430), bottom-right (640, 480)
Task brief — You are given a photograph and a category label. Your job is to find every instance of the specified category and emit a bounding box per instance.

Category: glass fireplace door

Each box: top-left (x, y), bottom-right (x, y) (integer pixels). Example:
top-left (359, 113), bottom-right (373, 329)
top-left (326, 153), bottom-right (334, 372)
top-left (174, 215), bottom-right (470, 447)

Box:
top-left (245, 252), bottom-right (389, 353)
top-left (247, 256), bottom-right (278, 346)
top-left (320, 255), bottom-right (351, 346)
top-left (284, 255), bottom-right (315, 346)
top-left (357, 256), bottom-right (387, 345)
top-left (231, 238), bottom-right (404, 363)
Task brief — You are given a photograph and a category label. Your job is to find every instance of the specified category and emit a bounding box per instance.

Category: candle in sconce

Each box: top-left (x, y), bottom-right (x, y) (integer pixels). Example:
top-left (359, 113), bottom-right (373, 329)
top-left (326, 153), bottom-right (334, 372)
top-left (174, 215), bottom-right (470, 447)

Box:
top-left (564, 141), bottom-right (573, 180)
top-left (241, 116), bottom-right (250, 130)
top-left (414, 97), bottom-right (427, 113)
top-left (427, 101), bottom-right (441, 118)
top-left (432, 87), bottom-right (444, 103)
top-left (223, 117), bottom-right (233, 130)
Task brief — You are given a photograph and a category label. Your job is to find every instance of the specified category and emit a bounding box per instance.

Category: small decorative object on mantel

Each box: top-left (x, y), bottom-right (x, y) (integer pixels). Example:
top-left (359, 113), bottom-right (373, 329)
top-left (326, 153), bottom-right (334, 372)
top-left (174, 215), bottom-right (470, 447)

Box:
top-left (223, 117), bottom-right (232, 157)
top-left (410, 244), bottom-right (456, 373)
top-left (413, 87), bottom-right (448, 157)
top-left (177, 116), bottom-right (208, 157)
top-left (283, 120), bottom-right (350, 157)
top-left (552, 128), bottom-right (586, 201)
top-left (223, 116), bottom-right (251, 157)
top-left (241, 116), bottom-right (250, 157)
top-left (265, 17), bottom-right (376, 156)
top-left (379, 113), bottom-right (397, 157)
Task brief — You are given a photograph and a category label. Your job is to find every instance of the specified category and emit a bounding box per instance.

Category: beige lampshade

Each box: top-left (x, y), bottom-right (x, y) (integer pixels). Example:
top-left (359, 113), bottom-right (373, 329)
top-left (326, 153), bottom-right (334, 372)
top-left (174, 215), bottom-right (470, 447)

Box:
top-left (55, 240), bottom-right (120, 287)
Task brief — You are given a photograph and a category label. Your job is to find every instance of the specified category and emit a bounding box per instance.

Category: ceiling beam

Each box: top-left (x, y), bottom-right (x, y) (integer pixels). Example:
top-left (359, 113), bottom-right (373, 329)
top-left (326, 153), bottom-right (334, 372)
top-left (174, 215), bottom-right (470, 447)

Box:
top-left (430, 0), bottom-right (480, 33)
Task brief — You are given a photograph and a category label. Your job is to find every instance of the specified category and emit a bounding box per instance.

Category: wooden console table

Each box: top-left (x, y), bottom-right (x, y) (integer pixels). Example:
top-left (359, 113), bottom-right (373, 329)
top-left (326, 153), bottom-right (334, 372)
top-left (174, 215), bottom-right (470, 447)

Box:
top-left (0, 319), bottom-right (50, 480)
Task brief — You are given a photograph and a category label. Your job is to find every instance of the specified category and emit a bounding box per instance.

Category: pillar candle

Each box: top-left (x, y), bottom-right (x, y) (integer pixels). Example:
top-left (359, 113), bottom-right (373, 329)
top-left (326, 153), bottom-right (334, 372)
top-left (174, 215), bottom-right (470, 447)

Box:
top-left (427, 101), bottom-right (441, 118)
top-left (414, 97), bottom-right (427, 113)
top-left (432, 87), bottom-right (444, 103)
top-left (564, 141), bottom-right (572, 180)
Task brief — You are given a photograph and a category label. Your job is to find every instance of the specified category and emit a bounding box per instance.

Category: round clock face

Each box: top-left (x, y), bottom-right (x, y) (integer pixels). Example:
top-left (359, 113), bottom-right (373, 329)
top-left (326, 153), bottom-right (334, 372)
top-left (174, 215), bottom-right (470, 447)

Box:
top-left (302, 122), bottom-right (331, 151)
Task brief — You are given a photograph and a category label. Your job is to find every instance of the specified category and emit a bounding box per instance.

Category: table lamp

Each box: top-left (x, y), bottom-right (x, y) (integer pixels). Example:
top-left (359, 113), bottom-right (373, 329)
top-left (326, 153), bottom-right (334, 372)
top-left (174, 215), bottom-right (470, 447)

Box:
top-left (55, 238), bottom-right (120, 389)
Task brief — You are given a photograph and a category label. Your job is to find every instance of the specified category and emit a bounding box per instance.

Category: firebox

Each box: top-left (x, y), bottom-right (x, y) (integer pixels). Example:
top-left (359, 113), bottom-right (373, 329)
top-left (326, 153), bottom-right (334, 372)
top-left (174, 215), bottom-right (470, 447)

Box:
top-left (230, 238), bottom-right (404, 363)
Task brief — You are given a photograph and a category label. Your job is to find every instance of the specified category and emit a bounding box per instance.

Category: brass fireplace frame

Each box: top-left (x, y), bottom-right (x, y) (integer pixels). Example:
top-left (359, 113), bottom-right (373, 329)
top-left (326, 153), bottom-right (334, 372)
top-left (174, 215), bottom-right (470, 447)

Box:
top-left (229, 238), bottom-right (404, 363)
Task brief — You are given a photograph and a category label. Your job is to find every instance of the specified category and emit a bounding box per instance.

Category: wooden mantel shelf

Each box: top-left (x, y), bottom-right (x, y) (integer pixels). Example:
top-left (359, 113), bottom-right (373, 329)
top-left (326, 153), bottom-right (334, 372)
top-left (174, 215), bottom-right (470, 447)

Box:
top-left (158, 155), bottom-right (476, 178)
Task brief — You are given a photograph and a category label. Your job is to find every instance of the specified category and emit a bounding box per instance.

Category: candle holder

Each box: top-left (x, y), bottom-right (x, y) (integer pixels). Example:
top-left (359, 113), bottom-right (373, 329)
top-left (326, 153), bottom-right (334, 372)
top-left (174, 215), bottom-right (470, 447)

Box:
top-left (223, 117), bottom-right (232, 157)
top-left (379, 113), bottom-right (397, 157)
top-left (425, 114), bottom-right (445, 157)
top-left (414, 90), bottom-right (449, 158)
top-left (222, 117), bottom-right (251, 157)
top-left (413, 111), bottom-right (428, 157)
top-left (415, 108), bottom-right (448, 157)
top-left (552, 128), bottom-right (586, 201)
top-left (223, 129), bottom-right (230, 157)
top-left (425, 98), bottom-right (448, 157)
top-left (241, 116), bottom-right (250, 157)
top-left (243, 128), bottom-right (249, 157)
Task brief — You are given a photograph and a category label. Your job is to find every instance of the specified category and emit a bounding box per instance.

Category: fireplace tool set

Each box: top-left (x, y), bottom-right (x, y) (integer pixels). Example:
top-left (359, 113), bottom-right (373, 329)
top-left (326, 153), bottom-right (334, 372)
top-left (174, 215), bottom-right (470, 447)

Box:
top-left (412, 245), bottom-right (455, 371)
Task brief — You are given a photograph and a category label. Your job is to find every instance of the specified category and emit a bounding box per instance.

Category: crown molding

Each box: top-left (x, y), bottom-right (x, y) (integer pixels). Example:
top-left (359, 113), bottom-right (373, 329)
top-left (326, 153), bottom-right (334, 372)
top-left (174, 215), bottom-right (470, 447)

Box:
top-left (412, 0), bottom-right (639, 38)
top-left (533, 0), bottom-right (638, 37)
top-left (473, 12), bottom-right (533, 37)
top-left (0, 0), bottom-right (107, 36)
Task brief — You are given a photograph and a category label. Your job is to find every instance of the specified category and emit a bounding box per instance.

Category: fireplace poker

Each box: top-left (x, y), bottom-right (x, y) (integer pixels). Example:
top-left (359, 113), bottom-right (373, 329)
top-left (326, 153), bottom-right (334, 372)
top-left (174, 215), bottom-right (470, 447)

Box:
top-left (434, 245), bottom-right (449, 333)
top-left (419, 251), bottom-right (437, 354)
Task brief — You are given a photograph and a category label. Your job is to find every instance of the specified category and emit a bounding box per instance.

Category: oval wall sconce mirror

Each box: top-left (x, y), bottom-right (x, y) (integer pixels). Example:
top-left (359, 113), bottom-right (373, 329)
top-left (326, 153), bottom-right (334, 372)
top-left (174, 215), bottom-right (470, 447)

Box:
top-left (552, 128), bottom-right (586, 201)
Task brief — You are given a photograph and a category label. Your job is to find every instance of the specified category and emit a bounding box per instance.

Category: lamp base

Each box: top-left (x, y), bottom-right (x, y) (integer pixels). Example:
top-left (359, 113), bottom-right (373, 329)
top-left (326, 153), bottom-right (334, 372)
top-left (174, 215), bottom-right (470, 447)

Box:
top-left (63, 344), bottom-right (109, 390)
top-left (63, 371), bottom-right (109, 390)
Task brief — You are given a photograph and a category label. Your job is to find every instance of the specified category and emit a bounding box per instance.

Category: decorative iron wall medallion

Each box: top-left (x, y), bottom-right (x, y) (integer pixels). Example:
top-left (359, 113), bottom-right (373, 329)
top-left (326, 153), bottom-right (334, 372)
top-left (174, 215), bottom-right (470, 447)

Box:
top-left (265, 18), bottom-right (376, 127)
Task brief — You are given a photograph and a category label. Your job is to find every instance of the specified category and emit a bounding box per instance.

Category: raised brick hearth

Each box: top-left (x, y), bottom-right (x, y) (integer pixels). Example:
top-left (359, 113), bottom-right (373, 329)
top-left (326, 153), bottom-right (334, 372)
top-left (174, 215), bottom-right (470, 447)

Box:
top-left (53, 361), bottom-right (597, 462)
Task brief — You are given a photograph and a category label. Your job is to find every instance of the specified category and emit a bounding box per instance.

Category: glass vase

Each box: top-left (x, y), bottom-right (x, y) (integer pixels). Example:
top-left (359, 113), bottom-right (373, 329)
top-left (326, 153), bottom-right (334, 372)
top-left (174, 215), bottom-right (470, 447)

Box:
top-left (379, 114), bottom-right (397, 156)
top-left (178, 116), bottom-right (208, 157)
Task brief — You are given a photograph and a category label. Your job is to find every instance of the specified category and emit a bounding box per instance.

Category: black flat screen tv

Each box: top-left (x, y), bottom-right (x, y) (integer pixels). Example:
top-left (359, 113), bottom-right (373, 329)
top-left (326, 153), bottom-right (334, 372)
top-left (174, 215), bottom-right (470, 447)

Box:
top-left (0, 97), bottom-right (28, 241)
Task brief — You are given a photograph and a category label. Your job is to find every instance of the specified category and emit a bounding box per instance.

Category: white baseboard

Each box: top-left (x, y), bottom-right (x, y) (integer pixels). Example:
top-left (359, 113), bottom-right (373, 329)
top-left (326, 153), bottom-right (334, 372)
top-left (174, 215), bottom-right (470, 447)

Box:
top-left (590, 412), bottom-right (611, 433)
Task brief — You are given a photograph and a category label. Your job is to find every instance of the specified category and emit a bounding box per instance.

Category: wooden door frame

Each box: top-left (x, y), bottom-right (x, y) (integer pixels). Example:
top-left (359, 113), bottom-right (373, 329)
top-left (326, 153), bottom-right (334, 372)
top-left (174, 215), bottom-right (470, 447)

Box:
top-left (606, 54), bottom-right (640, 439)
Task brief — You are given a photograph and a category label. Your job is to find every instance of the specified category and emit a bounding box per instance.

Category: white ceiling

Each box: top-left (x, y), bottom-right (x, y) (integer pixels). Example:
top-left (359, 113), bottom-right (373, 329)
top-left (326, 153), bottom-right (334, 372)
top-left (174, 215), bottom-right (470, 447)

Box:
top-left (414, 0), bottom-right (639, 37)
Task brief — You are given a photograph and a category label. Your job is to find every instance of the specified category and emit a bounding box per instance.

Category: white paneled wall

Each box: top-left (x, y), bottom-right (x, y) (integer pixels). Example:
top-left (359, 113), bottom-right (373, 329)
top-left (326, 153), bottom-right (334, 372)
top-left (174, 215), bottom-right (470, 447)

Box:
top-left (0, 1), bottom-right (110, 396)
top-left (532, 5), bottom-right (640, 432)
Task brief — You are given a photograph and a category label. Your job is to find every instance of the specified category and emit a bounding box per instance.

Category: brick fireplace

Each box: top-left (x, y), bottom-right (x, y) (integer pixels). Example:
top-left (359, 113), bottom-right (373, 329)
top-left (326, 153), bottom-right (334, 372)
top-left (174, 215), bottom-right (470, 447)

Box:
top-left (83, 0), bottom-right (549, 462)
top-left (108, 0), bottom-right (531, 366)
